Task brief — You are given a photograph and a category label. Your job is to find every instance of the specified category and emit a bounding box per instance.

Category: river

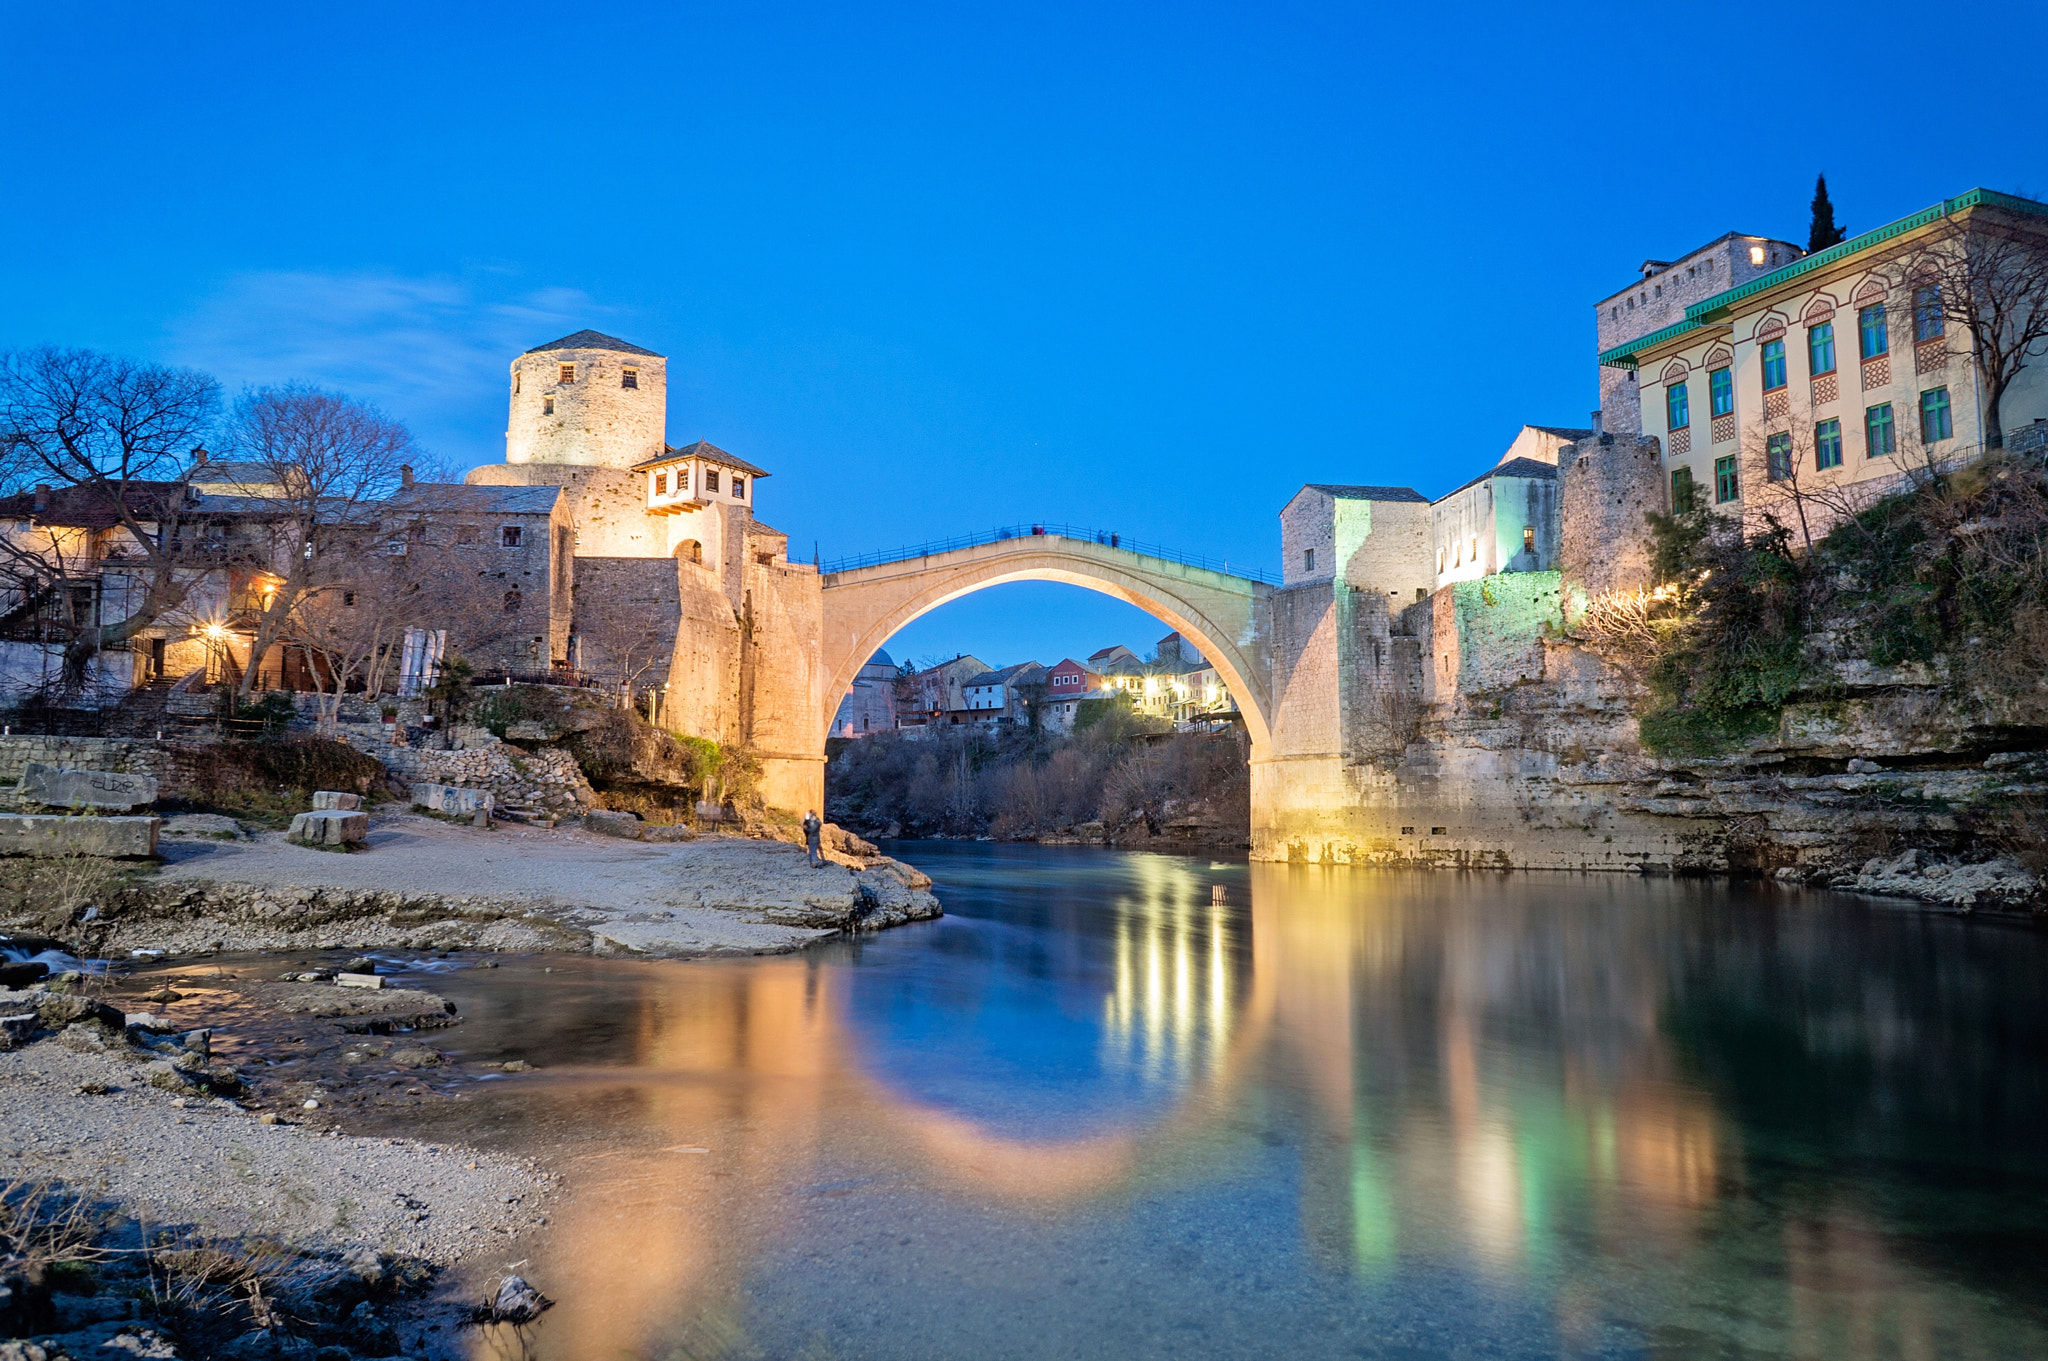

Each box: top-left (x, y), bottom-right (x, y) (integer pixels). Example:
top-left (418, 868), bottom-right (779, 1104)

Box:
top-left (373, 843), bottom-right (2048, 1359)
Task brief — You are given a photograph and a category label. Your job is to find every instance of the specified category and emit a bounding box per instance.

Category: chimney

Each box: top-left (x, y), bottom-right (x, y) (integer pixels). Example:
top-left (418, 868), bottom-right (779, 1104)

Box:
top-left (400, 464), bottom-right (414, 489)
top-left (32, 484), bottom-right (50, 513)
top-left (191, 446), bottom-right (208, 466)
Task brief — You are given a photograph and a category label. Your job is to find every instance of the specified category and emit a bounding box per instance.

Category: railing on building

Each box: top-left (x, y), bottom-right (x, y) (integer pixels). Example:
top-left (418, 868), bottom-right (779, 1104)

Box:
top-left (820, 523), bottom-right (1280, 586)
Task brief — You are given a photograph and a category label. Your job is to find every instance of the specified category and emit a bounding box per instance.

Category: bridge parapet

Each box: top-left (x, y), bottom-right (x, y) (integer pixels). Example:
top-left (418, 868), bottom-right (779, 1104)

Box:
top-left (821, 522), bottom-right (1279, 587)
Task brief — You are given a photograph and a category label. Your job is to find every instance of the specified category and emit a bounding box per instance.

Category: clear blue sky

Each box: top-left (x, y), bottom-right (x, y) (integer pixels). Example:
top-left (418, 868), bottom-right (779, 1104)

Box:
top-left (7, 2), bottom-right (2045, 669)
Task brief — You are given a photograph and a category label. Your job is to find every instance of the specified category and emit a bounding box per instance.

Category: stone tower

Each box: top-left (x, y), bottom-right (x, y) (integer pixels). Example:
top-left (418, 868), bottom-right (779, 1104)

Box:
top-left (505, 330), bottom-right (666, 469)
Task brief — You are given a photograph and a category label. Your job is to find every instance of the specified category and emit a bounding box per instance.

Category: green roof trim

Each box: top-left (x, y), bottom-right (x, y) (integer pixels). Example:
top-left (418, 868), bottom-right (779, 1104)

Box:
top-left (1597, 187), bottom-right (2048, 369)
top-left (1597, 318), bottom-right (1703, 369)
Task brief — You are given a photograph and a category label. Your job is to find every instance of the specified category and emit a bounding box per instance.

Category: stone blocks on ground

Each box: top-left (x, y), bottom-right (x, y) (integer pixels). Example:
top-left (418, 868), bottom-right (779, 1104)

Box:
top-left (288, 809), bottom-right (368, 847)
top-left (412, 783), bottom-right (494, 817)
top-left (17, 762), bottom-right (157, 811)
top-left (0, 813), bottom-right (159, 858)
top-left (312, 790), bottom-right (362, 810)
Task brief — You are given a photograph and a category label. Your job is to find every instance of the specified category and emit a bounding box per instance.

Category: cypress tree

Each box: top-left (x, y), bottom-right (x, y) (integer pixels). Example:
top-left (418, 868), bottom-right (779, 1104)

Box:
top-left (1808, 173), bottom-right (1846, 252)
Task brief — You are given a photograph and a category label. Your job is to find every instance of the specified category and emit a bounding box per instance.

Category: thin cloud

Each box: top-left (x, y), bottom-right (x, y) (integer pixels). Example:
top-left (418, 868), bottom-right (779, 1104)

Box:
top-left (164, 270), bottom-right (608, 469)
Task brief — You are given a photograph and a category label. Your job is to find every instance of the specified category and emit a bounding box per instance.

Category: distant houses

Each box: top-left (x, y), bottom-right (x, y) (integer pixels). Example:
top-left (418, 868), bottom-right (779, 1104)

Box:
top-left (828, 629), bottom-right (1233, 739)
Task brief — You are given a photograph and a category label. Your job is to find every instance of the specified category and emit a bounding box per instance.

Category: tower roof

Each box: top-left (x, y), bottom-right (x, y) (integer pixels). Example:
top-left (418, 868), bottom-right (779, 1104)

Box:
top-left (524, 329), bottom-right (664, 358)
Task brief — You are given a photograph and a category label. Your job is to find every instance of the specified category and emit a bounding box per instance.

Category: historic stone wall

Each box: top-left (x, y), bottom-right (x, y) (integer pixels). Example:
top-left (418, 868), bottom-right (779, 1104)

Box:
top-left (1558, 433), bottom-right (1664, 600)
top-left (571, 556), bottom-right (686, 689)
top-left (340, 734), bottom-right (596, 814)
top-left (0, 737), bottom-right (205, 805)
top-left (505, 341), bottom-right (666, 470)
top-left (741, 556), bottom-right (826, 812)
top-left (662, 560), bottom-right (743, 745)
top-left (466, 464), bottom-right (662, 558)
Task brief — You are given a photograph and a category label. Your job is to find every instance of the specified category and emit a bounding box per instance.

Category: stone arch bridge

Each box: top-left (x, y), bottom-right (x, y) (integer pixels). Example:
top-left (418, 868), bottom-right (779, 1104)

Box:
top-left (780, 528), bottom-right (1278, 814)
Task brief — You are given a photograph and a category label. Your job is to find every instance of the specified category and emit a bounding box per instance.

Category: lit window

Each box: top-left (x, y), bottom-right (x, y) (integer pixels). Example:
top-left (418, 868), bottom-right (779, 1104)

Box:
top-left (1750, 245), bottom-right (1766, 265)
top-left (457, 524), bottom-right (478, 545)
top-left (1709, 368), bottom-right (1733, 418)
top-left (1761, 338), bottom-right (1787, 391)
top-left (501, 525), bottom-right (522, 547)
top-left (621, 367), bottom-right (638, 390)
top-left (542, 397), bottom-right (555, 416)
top-left (1766, 433), bottom-right (1793, 481)
top-left (1920, 387), bottom-right (1952, 442)
top-left (1715, 454), bottom-right (1739, 503)
top-left (1866, 404), bottom-right (1895, 457)
top-left (1815, 418), bottom-right (1843, 470)
top-left (1671, 466), bottom-right (1696, 512)
top-left (655, 473), bottom-right (667, 496)
top-left (1859, 304), bottom-right (1888, 359)
top-left (1808, 321), bottom-right (1836, 377)
top-left (1914, 286), bottom-right (1945, 342)
top-left (1521, 526), bottom-right (1535, 553)
top-left (1667, 380), bottom-right (1689, 430)
top-left (559, 363), bottom-right (576, 383)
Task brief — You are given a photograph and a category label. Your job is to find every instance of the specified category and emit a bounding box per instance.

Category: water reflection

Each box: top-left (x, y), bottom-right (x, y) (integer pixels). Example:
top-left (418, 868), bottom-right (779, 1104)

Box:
top-left (416, 847), bottom-right (2048, 1359)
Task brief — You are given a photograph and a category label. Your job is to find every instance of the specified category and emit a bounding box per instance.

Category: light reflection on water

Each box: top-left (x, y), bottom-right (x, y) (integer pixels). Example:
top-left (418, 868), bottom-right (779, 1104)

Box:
top-left (402, 844), bottom-right (2048, 1360)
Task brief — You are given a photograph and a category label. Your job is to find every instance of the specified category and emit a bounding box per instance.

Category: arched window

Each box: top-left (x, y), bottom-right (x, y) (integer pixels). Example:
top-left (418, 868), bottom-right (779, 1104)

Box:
top-left (677, 539), bottom-right (703, 564)
top-left (503, 589), bottom-right (522, 614)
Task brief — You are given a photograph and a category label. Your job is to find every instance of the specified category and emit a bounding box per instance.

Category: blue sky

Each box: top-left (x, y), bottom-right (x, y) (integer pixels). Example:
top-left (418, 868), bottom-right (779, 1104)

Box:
top-left (6, 1), bottom-right (2046, 669)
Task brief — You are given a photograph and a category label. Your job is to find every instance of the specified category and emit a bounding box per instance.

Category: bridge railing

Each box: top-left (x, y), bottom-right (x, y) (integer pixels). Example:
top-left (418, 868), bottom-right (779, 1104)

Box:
top-left (819, 523), bottom-right (1281, 585)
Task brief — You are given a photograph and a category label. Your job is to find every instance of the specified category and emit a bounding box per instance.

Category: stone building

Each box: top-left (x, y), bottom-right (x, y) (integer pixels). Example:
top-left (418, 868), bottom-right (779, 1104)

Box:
top-left (1599, 188), bottom-right (2048, 532)
top-left (466, 329), bottom-right (826, 809)
top-left (1594, 233), bottom-right (1803, 438)
top-left (830, 648), bottom-right (900, 737)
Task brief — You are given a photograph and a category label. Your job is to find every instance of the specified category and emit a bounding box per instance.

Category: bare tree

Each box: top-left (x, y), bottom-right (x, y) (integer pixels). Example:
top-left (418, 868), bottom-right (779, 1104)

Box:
top-left (0, 348), bottom-right (222, 686)
top-left (220, 386), bottom-right (414, 697)
top-left (1883, 201), bottom-right (2048, 451)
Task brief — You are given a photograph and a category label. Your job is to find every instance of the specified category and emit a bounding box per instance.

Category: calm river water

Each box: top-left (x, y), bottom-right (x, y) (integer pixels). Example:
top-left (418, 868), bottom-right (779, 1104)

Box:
top-left (386, 844), bottom-right (2048, 1359)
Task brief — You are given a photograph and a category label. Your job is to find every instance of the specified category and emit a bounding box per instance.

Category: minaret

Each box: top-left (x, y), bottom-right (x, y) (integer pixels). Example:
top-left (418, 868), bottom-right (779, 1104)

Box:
top-left (505, 330), bottom-right (666, 468)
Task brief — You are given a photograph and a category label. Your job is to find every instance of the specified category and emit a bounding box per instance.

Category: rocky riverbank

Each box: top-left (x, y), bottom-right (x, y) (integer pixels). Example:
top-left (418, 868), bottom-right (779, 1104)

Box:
top-left (0, 965), bottom-right (552, 1360)
top-left (0, 810), bottom-right (941, 961)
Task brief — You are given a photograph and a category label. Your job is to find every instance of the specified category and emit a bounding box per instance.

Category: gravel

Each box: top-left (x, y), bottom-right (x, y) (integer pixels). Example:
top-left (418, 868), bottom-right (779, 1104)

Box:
top-left (0, 1036), bottom-right (548, 1266)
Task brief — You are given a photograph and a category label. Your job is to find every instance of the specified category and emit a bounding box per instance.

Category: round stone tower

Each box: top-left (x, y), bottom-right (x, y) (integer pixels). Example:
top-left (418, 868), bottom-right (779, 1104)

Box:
top-left (505, 330), bottom-right (666, 468)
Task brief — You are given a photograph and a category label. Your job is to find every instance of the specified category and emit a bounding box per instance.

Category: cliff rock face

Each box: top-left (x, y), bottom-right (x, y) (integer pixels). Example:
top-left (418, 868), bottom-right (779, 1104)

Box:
top-left (1253, 570), bottom-right (2045, 908)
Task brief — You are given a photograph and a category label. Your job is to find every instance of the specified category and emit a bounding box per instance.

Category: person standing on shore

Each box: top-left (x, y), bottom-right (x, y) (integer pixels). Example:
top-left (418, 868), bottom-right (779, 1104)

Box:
top-left (803, 810), bottom-right (823, 867)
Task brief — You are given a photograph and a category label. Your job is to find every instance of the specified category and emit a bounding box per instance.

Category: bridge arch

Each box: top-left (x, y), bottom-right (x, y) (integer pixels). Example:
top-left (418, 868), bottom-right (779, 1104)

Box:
top-left (818, 536), bottom-right (1272, 750)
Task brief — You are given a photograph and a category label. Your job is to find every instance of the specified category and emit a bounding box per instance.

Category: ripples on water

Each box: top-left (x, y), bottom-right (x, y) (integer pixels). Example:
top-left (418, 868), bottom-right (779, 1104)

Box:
top-left (388, 844), bottom-right (2048, 1359)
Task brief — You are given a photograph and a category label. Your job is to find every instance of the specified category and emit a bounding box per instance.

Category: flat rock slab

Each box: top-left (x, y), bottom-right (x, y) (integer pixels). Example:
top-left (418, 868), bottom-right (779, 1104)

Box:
top-left (412, 783), bottom-right (493, 816)
top-left (147, 813), bottom-right (941, 956)
top-left (161, 813), bottom-right (244, 839)
top-left (287, 810), bottom-right (368, 846)
top-left (311, 790), bottom-right (362, 810)
top-left (17, 762), bottom-right (157, 811)
top-left (0, 813), bottom-right (159, 858)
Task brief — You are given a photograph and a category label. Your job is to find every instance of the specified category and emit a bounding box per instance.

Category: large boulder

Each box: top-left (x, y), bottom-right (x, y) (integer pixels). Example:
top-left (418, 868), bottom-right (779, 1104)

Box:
top-left (0, 814), bottom-right (159, 858)
top-left (17, 763), bottom-right (157, 812)
top-left (287, 810), bottom-right (367, 847)
top-left (310, 790), bottom-right (362, 810)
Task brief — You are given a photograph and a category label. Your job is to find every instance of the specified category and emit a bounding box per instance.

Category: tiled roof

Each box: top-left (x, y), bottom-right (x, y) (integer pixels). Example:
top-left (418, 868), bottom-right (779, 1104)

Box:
top-left (524, 329), bottom-right (663, 358)
top-left (632, 440), bottom-right (771, 478)
top-left (965, 661), bottom-right (1042, 687)
top-left (385, 483), bottom-right (563, 515)
top-left (1438, 457), bottom-right (1558, 502)
top-left (0, 481), bottom-right (185, 530)
top-left (1524, 425), bottom-right (1595, 441)
top-left (188, 461), bottom-right (283, 488)
top-left (1304, 484), bottom-right (1430, 503)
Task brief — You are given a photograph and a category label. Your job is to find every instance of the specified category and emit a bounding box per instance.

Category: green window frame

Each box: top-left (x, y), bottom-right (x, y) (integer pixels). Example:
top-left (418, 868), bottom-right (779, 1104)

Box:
top-left (1919, 387), bottom-right (1952, 442)
top-left (1859, 303), bottom-right (1888, 359)
top-left (1709, 367), bottom-right (1733, 418)
top-left (1866, 403), bottom-right (1895, 457)
top-left (1766, 433), bottom-right (1793, 481)
top-left (1715, 454), bottom-right (1739, 504)
top-left (1808, 321), bottom-right (1836, 376)
top-left (1671, 466), bottom-right (1696, 512)
top-left (1666, 380), bottom-right (1690, 430)
top-left (1914, 285), bottom-right (1945, 342)
top-left (1761, 338), bottom-right (1787, 391)
top-left (1815, 418), bottom-right (1843, 470)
